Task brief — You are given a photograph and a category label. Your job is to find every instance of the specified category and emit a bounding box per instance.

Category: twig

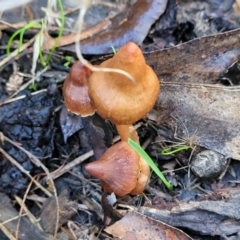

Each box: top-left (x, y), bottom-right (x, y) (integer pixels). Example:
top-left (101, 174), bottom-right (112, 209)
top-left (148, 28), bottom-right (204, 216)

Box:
top-left (0, 19), bottom-right (41, 30)
top-left (0, 34), bottom-right (38, 67)
top-left (15, 193), bottom-right (43, 230)
top-left (0, 147), bottom-right (51, 197)
top-left (14, 195), bottom-right (42, 240)
top-left (0, 89), bottom-right (47, 106)
top-left (50, 150), bottom-right (94, 179)
top-left (218, 158), bottom-right (231, 180)
top-left (0, 222), bottom-right (17, 240)
top-left (0, 133), bottom-right (60, 238)
top-left (43, 19), bottom-right (111, 50)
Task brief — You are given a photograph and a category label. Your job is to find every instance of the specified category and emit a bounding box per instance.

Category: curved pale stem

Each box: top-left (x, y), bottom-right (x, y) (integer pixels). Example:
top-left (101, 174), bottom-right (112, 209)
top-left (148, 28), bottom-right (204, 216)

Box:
top-left (75, 2), bottom-right (135, 83)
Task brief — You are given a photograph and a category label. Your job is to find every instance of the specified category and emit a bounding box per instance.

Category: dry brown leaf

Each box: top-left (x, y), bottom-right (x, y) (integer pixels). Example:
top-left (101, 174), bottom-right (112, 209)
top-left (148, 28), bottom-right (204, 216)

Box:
top-left (156, 83), bottom-right (240, 159)
top-left (146, 28), bottom-right (240, 160)
top-left (42, 20), bottom-right (111, 50)
top-left (63, 0), bottom-right (168, 54)
top-left (40, 190), bottom-right (78, 234)
top-left (105, 211), bottom-right (192, 240)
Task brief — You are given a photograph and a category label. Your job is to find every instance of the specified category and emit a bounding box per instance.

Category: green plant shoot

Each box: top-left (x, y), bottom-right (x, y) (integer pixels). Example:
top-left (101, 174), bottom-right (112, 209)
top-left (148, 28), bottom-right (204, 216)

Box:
top-left (28, 82), bottom-right (38, 91)
top-left (161, 145), bottom-right (191, 155)
top-left (111, 45), bottom-right (117, 54)
top-left (7, 0), bottom-right (65, 66)
top-left (43, 0), bottom-right (65, 66)
top-left (128, 138), bottom-right (173, 190)
top-left (63, 56), bottom-right (74, 67)
top-left (7, 21), bottom-right (42, 55)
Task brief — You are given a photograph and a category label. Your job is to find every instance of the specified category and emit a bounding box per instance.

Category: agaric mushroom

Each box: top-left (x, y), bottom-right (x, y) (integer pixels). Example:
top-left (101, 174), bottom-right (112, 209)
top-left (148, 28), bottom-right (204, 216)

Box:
top-left (85, 141), bottom-right (140, 196)
top-left (85, 141), bottom-right (150, 196)
top-left (130, 156), bottom-right (150, 195)
top-left (63, 61), bottom-right (95, 116)
top-left (88, 42), bottom-right (160, 142)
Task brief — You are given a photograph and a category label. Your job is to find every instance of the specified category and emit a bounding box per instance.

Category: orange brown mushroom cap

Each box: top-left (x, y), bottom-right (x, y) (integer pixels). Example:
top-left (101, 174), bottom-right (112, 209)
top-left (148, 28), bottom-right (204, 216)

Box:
top-left (130, 157), bottom-right (150, 195)
top-left (88, 42), bottom-right (160, 125)
top-left (63, 61), bottom-right (95, 117)
top-left (84, 141), bottom-right (141, 196)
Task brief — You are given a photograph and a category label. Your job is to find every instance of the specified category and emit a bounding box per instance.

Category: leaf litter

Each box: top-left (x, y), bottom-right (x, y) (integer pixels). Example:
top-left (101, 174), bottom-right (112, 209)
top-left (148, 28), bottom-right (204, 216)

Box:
top-left (147, 28), bottom-right (240, 160)
top-left (1, 0), bottom-right (240, 239)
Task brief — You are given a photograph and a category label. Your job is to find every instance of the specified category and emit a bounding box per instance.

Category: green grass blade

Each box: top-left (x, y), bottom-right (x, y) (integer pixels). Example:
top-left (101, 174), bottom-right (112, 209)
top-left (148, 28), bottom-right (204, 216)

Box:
top-left (43, 0), bottom-right (65, 65)
top-left (7, 21), bottom-right (42, 56)
top-left (161, 145), bottom-right (190, 155)
top-left (6, 28), bottom-right (23, 55)
top-left (111, 45), bottom-right (117, 54)
top-left (128, 138), bottom-right (173, 190)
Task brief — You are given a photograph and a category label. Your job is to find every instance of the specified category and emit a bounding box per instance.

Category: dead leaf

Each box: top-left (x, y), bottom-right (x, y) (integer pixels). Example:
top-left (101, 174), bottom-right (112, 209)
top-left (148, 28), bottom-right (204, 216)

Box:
top-left (40, 189), bottom-right (78, 234)
top-left (105, 211), bottom-right (192, 240)
top-left (60, 105), bottom-right (83, 143)
top-left (0, 192), bottom-right (51, 240)
top-left (156, 83), bottom-right (240, 159)
top-left (145, 28), bottom-right (240, 159)
top-left (63, 0), bottom-right (168, 54)
top-left (42, 20), bottom-right (111, 50)
top-left (146, 28), bottom-right (240, 84)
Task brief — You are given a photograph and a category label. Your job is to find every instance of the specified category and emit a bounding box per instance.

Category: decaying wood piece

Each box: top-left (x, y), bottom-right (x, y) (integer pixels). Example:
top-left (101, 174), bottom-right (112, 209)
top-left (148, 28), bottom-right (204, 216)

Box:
top-left (40, 189), bottom-right (78, 234)
top-left (145, 28), bottom-right (240, 160)
top-left (0, 192), bottom-right (51, 240)
top-left (137, 188), bottom-right (240, 237)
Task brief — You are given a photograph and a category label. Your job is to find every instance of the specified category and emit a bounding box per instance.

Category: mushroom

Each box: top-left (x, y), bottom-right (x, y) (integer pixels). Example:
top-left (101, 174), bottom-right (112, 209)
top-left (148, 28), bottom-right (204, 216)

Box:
top-left (85, 141), bottom-right (150, 196)
top-left (88, 42), bottom-right (160, 142)
top-left (130, 156), bottom-right (150, 195)
top-left (87, 42), bottom-right (158, 194)
top-left (63, 61), bottom-right (95, 116)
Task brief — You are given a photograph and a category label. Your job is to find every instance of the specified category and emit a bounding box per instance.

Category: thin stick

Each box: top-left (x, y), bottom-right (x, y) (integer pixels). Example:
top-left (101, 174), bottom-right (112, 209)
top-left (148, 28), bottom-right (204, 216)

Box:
top-left (0, 147), bottom-right (51, 197)
top-left (0, 34), bottom-right (38, 67)
top-left (50, 150), bottom-right (94, 179)
top-left (0, 89), bottom-right (47, 106)
top-left (7, 66), bottom-right (49, 100)
top-left (0, 222), bottom-right (17, 240)
top-left (1, 133), bottom-right (60, 237)
top-left (43, 19), bottom-right (111, 50)
top-left (15, 192), bottom-right (43, 230)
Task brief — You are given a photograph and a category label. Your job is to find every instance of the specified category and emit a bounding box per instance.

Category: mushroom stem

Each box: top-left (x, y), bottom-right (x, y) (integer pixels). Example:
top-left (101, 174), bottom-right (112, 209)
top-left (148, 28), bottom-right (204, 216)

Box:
top-left (116, 124), bottom-right (139, 143)
top-left (74, 3), bottom-right (135, 83)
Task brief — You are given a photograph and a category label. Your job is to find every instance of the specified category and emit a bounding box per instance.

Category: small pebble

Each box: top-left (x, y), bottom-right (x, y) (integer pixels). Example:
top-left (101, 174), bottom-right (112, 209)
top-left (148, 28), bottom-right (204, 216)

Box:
top-left (191, 150), bottom-right (227, 178)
